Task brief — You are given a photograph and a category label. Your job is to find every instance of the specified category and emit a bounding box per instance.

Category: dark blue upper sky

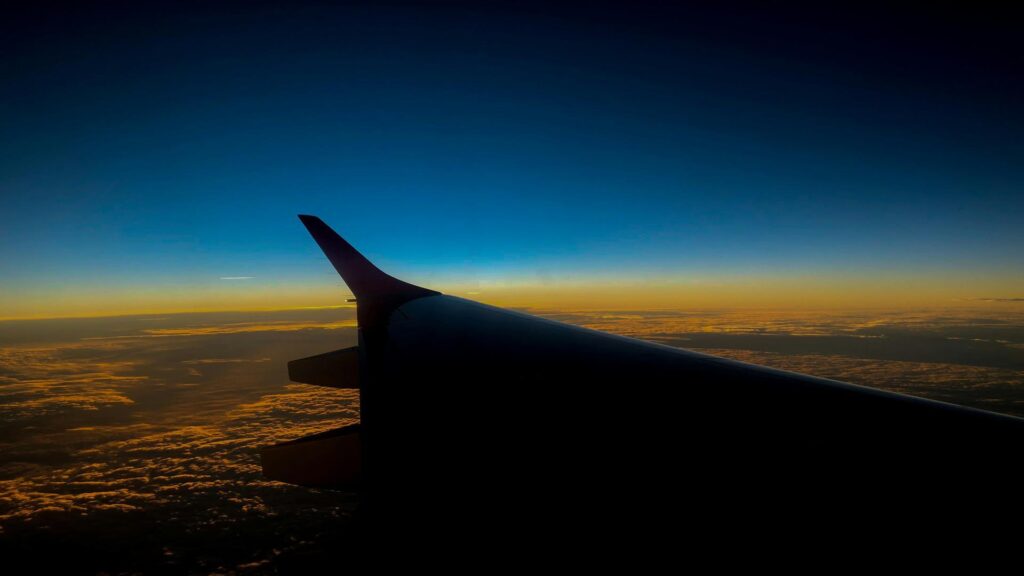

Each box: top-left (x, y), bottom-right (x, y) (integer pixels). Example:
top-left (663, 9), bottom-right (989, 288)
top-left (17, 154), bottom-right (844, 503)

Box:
top-left (2, 2), bottom-right (1022, 314)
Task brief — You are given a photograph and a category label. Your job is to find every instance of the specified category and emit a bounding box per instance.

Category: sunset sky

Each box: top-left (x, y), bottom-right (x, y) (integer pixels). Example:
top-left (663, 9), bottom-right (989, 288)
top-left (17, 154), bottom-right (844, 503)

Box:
top-left (3, 3), bottom-right (1024, 572)
top-left (3, 3), bottom-right (1022, 318)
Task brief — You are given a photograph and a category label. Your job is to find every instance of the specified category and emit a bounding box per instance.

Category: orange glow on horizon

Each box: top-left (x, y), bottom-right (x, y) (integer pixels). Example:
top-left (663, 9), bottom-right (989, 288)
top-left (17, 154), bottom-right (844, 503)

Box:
top-left (3, 271), bottom-right (1023, 321)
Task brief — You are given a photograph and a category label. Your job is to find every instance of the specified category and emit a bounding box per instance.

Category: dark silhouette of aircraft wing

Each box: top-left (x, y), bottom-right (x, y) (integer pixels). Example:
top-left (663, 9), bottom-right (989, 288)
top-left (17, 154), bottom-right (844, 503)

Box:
top-left (263, 215), bottom-right (1024, 542)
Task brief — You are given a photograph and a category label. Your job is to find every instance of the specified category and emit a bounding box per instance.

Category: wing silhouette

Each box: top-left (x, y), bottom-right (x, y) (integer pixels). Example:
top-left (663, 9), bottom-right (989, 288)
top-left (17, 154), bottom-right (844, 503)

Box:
top-left (263, 215), bottom-right (1024, 545)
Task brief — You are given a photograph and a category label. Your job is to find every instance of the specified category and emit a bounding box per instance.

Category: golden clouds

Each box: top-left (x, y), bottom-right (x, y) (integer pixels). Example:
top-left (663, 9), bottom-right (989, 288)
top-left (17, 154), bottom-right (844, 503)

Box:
top-left (0, 342), bottom-right (357, 568)
top-left (141, 320), bottom-right (356, 336)
top-left (0, 382), bottom-right (358, 523)
top-left (0, 308), bottom-right (361, 550)
top-left (0, 347), bottom-right (142, 420)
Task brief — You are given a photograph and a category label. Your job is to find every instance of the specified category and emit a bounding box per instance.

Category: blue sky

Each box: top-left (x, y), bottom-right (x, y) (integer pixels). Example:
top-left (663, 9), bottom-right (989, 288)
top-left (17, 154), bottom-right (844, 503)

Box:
top-left (2, 3), bottom-right (1022, 315)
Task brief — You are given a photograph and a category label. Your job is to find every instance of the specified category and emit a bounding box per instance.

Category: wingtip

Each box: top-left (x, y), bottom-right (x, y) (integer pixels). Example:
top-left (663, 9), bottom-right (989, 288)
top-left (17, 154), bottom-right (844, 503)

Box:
top-left (298, 214), bottom-right (329, 236)
top-left (294, 214), bottom-right (440, 305)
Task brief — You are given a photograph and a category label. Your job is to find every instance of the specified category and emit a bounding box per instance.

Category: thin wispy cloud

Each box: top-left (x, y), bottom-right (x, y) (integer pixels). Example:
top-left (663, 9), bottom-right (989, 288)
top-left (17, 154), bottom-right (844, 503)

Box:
top-left (142, 320), bottom-right (356, 336)
top-left (968, 297), bottom-right (1024, 303)
top-left (218, 276), bottom-right (254, 281)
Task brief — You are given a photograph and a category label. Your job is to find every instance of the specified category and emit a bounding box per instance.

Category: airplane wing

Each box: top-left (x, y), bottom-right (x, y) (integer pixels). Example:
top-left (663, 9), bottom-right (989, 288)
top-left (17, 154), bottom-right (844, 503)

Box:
top-left (263, 215), bottom-right (1024, 541)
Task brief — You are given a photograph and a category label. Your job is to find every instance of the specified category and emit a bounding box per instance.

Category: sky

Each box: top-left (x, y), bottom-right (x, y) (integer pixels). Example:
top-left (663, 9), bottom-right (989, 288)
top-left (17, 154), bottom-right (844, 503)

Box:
top-left (2, 2), bottom-right (1023, 317)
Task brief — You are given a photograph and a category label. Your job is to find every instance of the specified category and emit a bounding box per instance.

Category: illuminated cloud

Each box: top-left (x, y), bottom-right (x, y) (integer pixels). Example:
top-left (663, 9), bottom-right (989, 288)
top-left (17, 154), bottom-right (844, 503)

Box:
top-left (219, 277), bottom-right (255, 281)
top-left (0, 348), bottom-right (142, 422)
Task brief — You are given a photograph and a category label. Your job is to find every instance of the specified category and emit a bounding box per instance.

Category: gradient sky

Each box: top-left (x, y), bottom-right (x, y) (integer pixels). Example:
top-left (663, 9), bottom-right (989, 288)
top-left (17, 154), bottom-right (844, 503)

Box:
top-left (2, 3), bottom-right (1022, 317)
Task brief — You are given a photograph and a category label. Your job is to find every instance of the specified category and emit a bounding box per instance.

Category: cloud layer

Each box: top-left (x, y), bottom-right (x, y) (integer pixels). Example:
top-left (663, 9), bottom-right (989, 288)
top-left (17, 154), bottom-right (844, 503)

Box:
top-left (0, 308), bottom-right (361, 572)
top-left (1, 305), bottom-right (1023, 572)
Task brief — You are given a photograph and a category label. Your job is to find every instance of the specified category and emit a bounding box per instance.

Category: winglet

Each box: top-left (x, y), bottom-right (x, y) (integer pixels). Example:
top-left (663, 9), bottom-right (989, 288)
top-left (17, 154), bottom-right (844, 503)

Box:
top-left (298, 214), bottom-right (438, 303)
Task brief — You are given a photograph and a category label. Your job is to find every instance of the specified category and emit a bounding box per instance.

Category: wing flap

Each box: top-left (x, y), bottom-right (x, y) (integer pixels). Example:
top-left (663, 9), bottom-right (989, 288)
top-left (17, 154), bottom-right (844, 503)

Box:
top-left (260, 424), bottom-right (362, 490)
top-left (288, 346), bottom-right (360, 389)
